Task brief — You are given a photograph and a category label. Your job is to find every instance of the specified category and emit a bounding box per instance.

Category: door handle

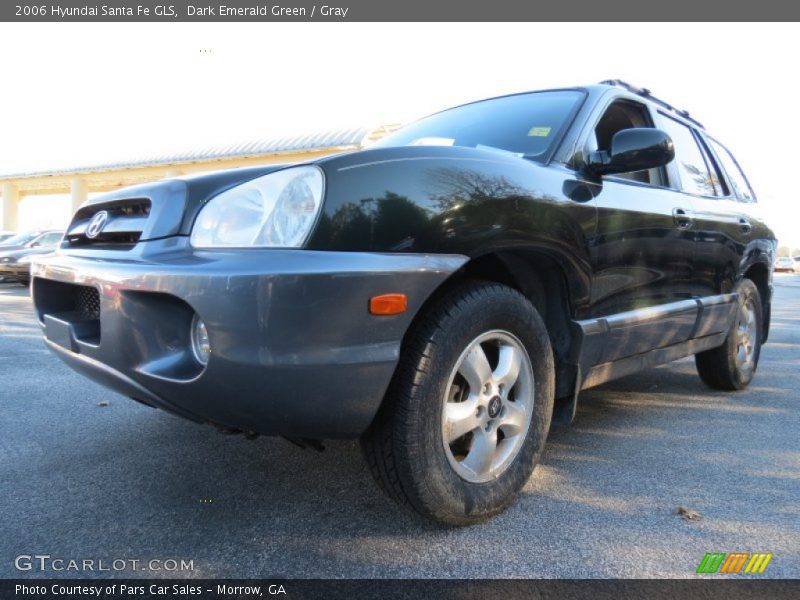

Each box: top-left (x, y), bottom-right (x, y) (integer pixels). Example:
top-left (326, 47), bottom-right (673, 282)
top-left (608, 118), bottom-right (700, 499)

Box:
top-left (738, 217), bottom-right (752, 235)
top-left (672, 207), bottom-right (693, 230)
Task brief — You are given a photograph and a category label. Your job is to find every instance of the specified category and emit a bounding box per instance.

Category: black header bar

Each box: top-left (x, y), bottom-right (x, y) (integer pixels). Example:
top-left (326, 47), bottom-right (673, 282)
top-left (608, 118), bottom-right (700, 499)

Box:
top-left (3, 0), bottom-right (800, 21)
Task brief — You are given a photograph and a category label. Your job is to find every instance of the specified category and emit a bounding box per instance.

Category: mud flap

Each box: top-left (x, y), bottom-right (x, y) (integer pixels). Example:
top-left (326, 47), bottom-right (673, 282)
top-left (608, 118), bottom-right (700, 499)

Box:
top-left (551, 364), bottom-right (580, 427)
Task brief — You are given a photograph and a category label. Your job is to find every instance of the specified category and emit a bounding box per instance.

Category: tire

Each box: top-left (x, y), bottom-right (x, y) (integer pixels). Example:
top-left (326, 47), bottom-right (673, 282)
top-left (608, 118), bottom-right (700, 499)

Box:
top-left (695, 278), bottom-right (762, 391)
top-left (361, 281), bottom-right (555, 525)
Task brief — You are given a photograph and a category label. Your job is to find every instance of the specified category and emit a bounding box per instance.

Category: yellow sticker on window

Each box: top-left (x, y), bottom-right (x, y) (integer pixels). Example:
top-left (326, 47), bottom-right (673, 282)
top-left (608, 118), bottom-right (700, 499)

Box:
top-left (528, 127), bottom-right (551, 137)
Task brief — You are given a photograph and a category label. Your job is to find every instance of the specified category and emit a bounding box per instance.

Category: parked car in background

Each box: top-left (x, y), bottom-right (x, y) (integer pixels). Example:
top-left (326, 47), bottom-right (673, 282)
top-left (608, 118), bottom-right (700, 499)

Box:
top-left (774, 257), bottom-right (795, 272)
top-left (31, 81), bottom-right (775, 524)
top-left (0, 231), bottom-right (64, 284)
top-left (0, 231), bottom-right (56, 281)
top-left (0, 231), bottom-right (16, 244)
top-left (0, 230), bottom-right (60, 250)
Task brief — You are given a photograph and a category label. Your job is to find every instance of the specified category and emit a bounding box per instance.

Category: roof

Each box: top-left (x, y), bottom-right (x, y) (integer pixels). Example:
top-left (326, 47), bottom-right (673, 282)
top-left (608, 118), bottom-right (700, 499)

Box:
top-left (597, 79), bottom-right (704, 129)
top-left (0, 126), bottom-right (374, 180)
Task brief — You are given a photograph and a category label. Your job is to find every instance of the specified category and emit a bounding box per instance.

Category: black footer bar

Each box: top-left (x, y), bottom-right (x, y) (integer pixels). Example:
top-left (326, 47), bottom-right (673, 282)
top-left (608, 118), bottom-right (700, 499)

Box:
top-left (4, 579), bottom-right (800, 600)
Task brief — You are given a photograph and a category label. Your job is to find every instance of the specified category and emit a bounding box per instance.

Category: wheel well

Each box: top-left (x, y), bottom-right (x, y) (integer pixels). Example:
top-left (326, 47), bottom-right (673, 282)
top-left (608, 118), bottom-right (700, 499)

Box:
top-left (409, 251), bottom-right (578, 399)
top-left (743, 262), bottom-right (771, 342)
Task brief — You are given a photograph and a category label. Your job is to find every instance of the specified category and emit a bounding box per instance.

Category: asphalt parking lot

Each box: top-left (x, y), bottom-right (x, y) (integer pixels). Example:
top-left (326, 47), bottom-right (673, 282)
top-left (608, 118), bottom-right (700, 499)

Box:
top-left (1, 276), bottom-right (798, 579)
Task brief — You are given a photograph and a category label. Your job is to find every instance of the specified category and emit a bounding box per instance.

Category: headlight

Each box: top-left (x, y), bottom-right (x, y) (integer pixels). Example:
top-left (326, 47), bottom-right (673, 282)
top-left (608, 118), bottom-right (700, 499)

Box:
top-left (190, 166), bottom-right (324, 248)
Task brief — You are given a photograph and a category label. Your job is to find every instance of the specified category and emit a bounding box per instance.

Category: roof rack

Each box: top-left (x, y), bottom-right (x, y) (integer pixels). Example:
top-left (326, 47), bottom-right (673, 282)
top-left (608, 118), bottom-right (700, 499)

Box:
top-left (599, 79), bottom-right (705, 129)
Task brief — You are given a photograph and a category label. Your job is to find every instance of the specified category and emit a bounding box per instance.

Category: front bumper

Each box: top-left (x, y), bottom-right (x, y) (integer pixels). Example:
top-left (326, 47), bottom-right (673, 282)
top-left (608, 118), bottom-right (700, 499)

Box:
top-left (0, 262), bottom-right (29, 280)
top-left (31, 245), bottom-right (466, 438)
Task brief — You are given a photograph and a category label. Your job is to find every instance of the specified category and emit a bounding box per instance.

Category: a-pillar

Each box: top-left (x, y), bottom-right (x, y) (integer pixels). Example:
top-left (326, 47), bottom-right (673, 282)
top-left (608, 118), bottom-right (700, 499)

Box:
top-left (1, 182), bottom-right (20, 231)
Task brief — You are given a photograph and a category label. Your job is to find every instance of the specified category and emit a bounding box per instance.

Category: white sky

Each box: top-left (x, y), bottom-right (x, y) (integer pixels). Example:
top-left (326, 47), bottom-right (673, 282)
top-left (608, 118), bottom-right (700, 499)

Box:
top-left (1, 22), bottom-right (799, 247)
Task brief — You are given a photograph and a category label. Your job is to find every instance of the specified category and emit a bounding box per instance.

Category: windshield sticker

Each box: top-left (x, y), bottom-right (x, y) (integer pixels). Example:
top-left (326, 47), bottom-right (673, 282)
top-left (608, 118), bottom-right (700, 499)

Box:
top-left (527, 127), bottom-right (551, 137)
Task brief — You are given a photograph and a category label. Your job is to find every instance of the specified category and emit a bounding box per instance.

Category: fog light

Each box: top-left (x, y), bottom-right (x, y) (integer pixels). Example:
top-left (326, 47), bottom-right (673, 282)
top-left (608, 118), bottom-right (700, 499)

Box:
top-left (191, 315), bottom-right (210, 365)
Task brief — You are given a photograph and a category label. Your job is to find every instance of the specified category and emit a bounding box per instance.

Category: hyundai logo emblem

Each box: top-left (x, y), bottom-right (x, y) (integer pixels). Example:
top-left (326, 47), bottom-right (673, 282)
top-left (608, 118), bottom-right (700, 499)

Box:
top-left (85, 211), bottom-right (109, 239)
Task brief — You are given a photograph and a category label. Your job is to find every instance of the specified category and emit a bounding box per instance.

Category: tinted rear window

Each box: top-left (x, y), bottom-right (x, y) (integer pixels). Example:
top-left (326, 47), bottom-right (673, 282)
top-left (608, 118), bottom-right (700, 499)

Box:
top-left (708, 138), bottom-right (756, 202)
top-left (373, 90), bottom-right (585, 160)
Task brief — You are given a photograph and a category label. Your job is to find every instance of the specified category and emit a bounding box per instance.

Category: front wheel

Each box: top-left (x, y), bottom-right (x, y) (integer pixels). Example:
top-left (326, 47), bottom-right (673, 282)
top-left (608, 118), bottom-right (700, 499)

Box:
top-left (361, 281), bottom-right (554, 525)
top-left (695, 278), bottom-right (763, 390)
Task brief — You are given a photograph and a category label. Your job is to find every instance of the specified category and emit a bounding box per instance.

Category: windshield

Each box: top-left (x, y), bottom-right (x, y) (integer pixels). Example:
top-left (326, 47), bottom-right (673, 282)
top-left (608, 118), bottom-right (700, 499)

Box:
top-left (0, 232), bottom-right (39, 246)
top-left (373, 90), bottom-right (585, 159)
top-left (33, 232), bottom-right (63, 246)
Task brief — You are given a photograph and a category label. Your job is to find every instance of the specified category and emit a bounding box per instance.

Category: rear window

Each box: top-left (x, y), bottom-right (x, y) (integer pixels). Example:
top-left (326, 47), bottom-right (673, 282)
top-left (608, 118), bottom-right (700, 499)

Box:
top-left (373, 90), bottom-right (585, 160)
top-left (708, 138), bottom-right (756, 202)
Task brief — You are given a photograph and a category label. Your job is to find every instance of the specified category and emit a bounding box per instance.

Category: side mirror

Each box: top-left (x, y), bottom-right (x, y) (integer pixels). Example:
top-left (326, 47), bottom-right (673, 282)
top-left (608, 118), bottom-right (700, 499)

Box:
top-left (30, 242), bottom-right (40, 247)
top-left (586, 128), bottom-right (674, 176)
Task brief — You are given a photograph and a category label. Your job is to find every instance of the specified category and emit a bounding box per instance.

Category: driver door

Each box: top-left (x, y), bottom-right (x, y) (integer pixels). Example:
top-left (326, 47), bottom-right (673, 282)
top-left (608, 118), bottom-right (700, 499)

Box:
top-left (586, 98), bottom-right (697, 362)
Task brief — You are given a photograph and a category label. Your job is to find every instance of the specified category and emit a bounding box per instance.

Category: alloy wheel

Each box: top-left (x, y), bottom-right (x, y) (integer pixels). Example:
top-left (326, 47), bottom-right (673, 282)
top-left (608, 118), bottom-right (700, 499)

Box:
top-left (735, 297), bottom-right (758, 376)
top-left (441, 330), bottom-right (535, 483)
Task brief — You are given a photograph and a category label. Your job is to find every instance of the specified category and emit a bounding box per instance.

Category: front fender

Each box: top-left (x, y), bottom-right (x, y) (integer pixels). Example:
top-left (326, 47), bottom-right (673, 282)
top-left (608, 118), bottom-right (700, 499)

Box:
top-left (309, 145), bottom-right (596, 312)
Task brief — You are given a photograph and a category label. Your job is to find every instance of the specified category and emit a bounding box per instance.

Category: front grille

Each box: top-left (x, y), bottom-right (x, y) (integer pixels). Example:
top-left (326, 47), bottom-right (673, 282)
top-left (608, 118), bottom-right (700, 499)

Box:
top-left (33, 279), bottom-right (102, 344)
top-left (70, 231), bottom-right (142, 247)
top-left (76, 285), bottom-right (101, 320)
top-left (33, 279), bottom-right (101, 325)
top-left (66, 198), bottom-right (151, 249)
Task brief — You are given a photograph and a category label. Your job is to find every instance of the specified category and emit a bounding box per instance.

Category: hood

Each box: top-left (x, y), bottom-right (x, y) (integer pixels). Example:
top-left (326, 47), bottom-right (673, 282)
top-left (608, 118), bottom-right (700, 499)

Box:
top-left (63, 145), bottom-right (518, 248)
top-left (0, 244), bottom-right (30, 252)
top-left (0, 246), bottom-right (58, 261)
top-left (65, 164), bottom-right (301, 244)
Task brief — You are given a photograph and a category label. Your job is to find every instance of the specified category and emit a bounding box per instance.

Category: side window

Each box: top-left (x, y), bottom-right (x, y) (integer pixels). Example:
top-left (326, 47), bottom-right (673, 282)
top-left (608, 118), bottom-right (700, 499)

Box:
top-left (658, 114), bottom-right (721, 197)
top-left (38, 233), bottom-right (63, 245)
top-left (708, 138), bottom-right (756, 202)
top-left (591, 100), bottom-right (666, 186)
top-left (697, 139), bottom-right (728, 197)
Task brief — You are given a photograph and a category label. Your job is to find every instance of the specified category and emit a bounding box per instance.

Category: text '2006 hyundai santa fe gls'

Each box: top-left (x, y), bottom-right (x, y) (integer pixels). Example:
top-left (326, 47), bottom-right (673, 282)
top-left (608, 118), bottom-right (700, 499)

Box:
top-left (31, 81), bottom-right (775, 525)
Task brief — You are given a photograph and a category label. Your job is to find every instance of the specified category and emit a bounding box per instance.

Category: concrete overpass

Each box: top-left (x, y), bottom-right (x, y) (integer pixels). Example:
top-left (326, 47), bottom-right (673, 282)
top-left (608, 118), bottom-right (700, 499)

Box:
top-left (0, 125), bottom-right (398, 230)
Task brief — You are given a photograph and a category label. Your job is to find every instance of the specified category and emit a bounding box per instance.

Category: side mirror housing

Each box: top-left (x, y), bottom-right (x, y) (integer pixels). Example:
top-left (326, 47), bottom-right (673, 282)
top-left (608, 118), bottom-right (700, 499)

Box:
top-left (586, 128), bottom-right (674, 176)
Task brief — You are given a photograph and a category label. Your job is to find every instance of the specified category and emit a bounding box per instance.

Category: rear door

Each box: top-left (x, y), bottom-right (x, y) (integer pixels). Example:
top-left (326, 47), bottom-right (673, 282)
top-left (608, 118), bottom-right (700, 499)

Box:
top-left (655, 113), bottom-right (748, 299)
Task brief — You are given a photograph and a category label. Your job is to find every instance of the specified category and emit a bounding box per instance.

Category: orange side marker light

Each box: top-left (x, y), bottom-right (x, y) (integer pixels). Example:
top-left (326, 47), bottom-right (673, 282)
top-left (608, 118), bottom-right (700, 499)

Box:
top-left (370, 293), bottom-right (408, 316)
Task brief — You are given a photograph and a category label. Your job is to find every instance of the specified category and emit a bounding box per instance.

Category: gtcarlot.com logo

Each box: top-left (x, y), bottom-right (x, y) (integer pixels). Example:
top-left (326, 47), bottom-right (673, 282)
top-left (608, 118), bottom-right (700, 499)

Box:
top-left (14, 554), bottom-right (194, 572)
top-left (696, 552), bottom-right (773, 574)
